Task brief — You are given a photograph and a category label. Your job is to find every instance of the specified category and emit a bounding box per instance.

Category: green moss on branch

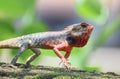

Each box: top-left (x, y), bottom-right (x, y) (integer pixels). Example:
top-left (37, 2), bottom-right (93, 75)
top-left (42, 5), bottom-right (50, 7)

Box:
top-left (0, 62), bottom-right (120, 79)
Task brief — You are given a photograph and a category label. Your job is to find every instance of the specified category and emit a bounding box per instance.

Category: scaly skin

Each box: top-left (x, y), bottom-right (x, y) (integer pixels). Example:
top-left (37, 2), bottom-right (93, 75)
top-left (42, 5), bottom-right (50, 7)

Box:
top-left (0, 22), bottom-right (93, 69)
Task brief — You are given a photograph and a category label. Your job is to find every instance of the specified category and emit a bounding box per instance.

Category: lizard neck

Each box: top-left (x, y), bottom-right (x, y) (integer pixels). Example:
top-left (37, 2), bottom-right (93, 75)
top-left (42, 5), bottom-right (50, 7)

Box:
top-left (66, 33), bottom-right (90, 47)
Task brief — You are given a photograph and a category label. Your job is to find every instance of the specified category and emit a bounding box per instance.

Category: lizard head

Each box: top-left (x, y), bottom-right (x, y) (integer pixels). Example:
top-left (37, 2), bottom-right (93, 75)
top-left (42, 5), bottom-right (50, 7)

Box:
top-left (70, 22), bottom-right (93, 37)
top-left (66, 22), bottom-right (94, 47)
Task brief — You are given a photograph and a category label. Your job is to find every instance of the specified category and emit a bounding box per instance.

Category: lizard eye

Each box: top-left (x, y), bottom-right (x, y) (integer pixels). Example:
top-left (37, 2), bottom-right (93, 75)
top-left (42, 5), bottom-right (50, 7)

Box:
top-left (81, 25), bottom-right (86, 28)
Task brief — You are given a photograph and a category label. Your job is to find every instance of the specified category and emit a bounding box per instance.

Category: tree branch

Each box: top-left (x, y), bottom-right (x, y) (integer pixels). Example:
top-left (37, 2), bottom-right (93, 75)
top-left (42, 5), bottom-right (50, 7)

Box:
top-left (0, 62), bottom-right (120, 79)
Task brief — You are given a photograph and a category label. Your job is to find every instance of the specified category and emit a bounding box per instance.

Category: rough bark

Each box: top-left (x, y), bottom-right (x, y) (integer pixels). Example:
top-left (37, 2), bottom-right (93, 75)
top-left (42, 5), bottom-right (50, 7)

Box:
top-left (0, 62), bottom-right (120, 79)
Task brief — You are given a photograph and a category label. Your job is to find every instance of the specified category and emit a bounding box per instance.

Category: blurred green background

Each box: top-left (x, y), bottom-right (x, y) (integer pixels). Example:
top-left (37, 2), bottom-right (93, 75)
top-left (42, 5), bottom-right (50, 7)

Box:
top-left (0, 0), bottom-right (120, 73)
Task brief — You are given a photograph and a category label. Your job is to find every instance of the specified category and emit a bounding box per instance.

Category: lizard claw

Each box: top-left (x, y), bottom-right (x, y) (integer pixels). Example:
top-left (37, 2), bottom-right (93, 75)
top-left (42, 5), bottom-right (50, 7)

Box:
top-left (60, 58), bottom-right (71, 69)
top-left (59, 59), bottom-right (71, 66)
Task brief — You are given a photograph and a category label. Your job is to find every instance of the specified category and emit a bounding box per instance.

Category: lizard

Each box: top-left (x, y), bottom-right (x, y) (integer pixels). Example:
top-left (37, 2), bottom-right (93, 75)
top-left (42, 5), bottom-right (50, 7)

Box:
top-left (0, 22), bottom-right (93, 69)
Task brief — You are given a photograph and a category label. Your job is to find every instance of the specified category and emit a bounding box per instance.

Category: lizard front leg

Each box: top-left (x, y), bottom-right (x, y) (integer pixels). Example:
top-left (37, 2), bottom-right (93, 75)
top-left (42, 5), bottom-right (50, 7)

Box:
top-left (64, 50), bottom-right (71, 59)
top-left (53, 45), bottom-right (72, 69)
top-left (59, 50), bottom-right (71, 65)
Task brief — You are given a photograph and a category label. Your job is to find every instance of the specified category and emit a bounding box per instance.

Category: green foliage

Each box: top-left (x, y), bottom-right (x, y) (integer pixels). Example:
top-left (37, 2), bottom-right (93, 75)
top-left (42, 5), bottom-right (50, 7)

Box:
top-left (0, 0), bottom-right (34, 19)
top-left (96, 16), bottom-right (120, 46)
top-left (0, 20), bottom-right (15, 40)
top-left (21, 21), bottom-right (48, 35)
top-left (75, 0), bottom-right (108, 24)
top-left (75, 0), bottom-right (101, 18)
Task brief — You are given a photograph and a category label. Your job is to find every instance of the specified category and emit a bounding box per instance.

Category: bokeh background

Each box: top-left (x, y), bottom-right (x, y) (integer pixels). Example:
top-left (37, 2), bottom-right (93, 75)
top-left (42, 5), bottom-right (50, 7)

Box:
top-left (0, 0), bottom-right (120, 74)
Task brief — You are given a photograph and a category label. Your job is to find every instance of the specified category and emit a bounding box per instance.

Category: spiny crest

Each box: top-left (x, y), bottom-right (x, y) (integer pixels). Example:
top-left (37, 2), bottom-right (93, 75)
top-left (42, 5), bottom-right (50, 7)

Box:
top-left (63, 22), bottom-right (89, 32)
top-left (63, 25), bottom-right (73, 32)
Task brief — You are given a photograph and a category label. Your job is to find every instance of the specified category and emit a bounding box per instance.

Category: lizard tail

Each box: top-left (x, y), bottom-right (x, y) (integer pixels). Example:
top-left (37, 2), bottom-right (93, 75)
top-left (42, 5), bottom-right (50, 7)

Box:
top-left (0, 38), bottom-right (20, 48)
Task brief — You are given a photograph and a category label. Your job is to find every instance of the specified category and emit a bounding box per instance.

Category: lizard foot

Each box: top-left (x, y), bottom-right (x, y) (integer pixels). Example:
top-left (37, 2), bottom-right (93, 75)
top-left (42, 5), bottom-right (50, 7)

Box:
top-left (59, 58), bottom-right (78, 69)
top-left (26, 62), bottom-right (30, 65)
top-left (9, 64), bottom-right (18, 68)
top-left (1, 63), bottom-right (17, 68)
top-left (60, 58), bottom-right (72, 69)
top-left (25, 62), bottom-right (32, 67)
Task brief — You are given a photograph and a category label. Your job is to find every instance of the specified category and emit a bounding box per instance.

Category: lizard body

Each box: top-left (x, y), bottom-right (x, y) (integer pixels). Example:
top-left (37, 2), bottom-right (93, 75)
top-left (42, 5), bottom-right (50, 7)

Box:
top-left (0, 32), bottom-right (66, 49)
top-left (0, 22), bottom-right (93, 68)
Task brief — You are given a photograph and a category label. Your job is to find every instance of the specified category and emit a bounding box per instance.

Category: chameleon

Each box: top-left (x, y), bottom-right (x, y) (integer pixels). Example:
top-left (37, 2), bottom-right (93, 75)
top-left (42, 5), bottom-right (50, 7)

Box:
top-left (0, 22), bottom-right (93, 69)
